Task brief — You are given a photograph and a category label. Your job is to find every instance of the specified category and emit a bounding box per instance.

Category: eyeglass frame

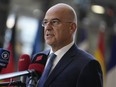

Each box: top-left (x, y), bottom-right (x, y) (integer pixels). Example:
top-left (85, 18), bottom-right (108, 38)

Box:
top-left (42, 18), bottom-right (73, 27)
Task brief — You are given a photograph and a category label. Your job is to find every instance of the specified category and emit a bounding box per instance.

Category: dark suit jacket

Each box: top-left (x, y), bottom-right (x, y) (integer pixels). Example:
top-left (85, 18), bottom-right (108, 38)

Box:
top-left (40, 44), bottom-right (103, 87)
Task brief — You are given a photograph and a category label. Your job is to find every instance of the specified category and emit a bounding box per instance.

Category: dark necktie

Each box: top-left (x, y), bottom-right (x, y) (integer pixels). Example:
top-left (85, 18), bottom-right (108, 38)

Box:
top-left (37, 53), bottom-right (56, 87)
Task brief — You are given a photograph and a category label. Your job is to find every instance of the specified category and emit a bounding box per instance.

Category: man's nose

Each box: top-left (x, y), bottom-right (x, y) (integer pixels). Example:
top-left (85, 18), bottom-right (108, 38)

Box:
top-left (44, 22), bottom-right (53, 30)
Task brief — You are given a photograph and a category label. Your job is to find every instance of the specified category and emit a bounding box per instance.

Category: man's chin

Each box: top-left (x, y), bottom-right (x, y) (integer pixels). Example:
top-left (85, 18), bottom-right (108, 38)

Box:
top-left (46, 41), bottom-right (53, 46)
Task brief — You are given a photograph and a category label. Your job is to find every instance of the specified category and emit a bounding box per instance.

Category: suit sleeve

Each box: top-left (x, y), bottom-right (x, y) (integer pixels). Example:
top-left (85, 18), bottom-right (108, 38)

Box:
top-left (77, 60), bottom-right (103, 87)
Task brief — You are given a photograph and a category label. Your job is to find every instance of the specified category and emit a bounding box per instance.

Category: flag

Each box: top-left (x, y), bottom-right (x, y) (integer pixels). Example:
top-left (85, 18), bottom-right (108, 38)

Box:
top-left (106, 34), bottom-right (116, 87)
top-left (94, 29), bottom-right (106, 87)
top-left (31, 20), bottom-right (44, 57)
top-left (0, 16), bottom-right (16, 85)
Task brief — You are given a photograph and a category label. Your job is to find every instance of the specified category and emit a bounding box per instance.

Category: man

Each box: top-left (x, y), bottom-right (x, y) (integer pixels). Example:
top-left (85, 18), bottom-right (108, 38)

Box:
top-left (37, 3), bottom-right (103, 87)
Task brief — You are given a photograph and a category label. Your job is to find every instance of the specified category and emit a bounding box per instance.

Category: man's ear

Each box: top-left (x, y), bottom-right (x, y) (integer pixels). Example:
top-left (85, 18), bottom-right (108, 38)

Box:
top-left (70, 23), bottom-right (76, 34)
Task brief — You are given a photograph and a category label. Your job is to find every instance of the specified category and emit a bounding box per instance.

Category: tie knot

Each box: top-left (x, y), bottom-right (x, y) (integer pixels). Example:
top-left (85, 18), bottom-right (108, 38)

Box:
top-left (49, 53), bottom-right (56, 62)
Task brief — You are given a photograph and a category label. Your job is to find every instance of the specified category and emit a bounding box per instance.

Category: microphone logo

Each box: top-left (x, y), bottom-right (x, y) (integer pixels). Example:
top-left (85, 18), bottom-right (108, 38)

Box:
top-left (1, 51), bottom-right (10, 60)
top-left (0, 48), bottom-right (10, 68)
top-left (36, 56), bottom-right (43, 61)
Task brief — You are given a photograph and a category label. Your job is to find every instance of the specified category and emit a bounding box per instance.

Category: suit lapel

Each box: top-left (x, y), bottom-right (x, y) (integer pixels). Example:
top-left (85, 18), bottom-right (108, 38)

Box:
top-left (44, 44), bottom-right (77, 86)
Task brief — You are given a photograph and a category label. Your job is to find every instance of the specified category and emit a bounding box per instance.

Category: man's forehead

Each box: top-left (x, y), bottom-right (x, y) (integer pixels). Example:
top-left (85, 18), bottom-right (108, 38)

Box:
top-left (44, 12), bottom-right (62, 20)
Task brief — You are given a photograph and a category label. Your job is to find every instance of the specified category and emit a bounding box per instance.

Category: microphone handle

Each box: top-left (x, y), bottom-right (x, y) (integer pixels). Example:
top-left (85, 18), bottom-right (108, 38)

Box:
top-left (27, 77), bottom-right (37, 87)
top-left (20, 75), bottom-right (27, 83)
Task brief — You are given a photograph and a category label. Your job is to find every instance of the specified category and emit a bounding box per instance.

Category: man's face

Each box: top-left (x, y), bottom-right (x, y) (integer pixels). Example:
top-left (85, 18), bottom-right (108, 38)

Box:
top-left (43, 8), bottom-right (75, 50)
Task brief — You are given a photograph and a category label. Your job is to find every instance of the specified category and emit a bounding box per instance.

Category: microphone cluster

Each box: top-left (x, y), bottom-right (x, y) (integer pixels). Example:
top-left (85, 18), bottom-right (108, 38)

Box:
top-left (0, 51), bottom-right (48, 87)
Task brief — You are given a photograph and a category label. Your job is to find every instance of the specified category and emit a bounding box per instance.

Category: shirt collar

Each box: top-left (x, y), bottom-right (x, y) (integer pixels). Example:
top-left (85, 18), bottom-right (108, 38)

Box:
top-left (50, 41), bottom-right (74, 56)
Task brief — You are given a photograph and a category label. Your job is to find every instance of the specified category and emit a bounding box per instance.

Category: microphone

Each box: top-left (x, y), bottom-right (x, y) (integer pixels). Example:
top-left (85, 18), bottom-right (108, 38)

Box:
top-left (18, 54), bottom-right (31, 83)
top-left (0, 70), bottom-right (34, 87)
top-left (0, 48), bottom-right (10, 72)
top-left (31, 52), bottom-right (48, 65)
top-left (0, 69), bottom-right (36, 80)
top-left (26, 53), bottom-right (48, 87)
top-left (18, 54), bottom-right (31, 71)
top-left (0, 54), bottom-right (31, 87)
top-left (0, 53), bottom-right (48, 87)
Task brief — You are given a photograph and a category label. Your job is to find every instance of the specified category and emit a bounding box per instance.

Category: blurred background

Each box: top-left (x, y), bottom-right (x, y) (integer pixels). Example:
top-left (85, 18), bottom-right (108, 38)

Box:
top-left (0, 0), bottom-right (116, 87)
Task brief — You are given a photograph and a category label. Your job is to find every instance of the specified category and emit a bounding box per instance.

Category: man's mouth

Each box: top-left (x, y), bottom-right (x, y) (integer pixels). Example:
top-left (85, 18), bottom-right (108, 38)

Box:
top-left (46, 33), bottom-right (54, 37)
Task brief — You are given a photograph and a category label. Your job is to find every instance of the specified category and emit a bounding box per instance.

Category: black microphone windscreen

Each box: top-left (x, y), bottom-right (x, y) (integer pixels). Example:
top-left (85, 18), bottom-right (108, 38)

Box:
top-left (0, 48), bottom-right (10, 68)
top-left (31, 53), bottom-right (48, 65)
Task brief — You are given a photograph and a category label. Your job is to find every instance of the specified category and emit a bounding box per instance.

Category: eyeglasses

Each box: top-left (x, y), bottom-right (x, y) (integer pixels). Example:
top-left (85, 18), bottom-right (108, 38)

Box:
top-left (42, 18), bottom-right (72, 27)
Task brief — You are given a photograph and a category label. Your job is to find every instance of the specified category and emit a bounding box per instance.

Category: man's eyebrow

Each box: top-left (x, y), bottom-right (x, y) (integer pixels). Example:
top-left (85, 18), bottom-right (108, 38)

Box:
top-left (43, 18), bottom-right (60, 21)
top-left (51, 18), bottom-right (60, 21)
